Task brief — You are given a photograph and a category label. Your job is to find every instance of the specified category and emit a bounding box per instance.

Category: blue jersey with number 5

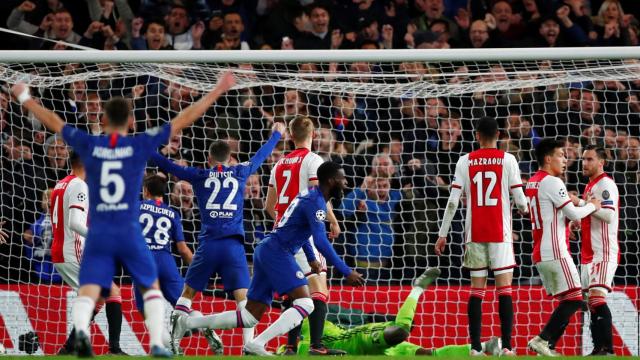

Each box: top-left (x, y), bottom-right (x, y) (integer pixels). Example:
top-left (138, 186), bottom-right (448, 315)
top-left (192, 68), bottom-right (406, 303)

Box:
top-left (61, 124), bottom-right (171, 232)
top-left (139, 199), bottom-right (185, 252)
top-left (150, 132), bottom-right (282, 242)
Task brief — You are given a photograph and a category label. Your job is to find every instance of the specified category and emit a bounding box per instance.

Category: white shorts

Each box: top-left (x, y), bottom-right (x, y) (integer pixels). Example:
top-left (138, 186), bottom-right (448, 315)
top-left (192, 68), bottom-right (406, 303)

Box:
top-left (294, 237), bottom-right (327, 277)
top-left (463, 242), bottom-right (516, 276)
top-left (536, 257), bottom-right (582, 297)
top-left (580, 261), bottom-right (617, 293)
top-left (54, 262), bottom-right (81, 290)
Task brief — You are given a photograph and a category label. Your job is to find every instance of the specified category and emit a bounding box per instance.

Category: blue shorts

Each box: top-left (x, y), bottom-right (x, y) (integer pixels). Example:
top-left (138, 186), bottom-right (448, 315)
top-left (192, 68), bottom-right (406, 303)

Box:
top-left (185, 238), bottom-right (250, 292)
top-left (135, 251), bottom-right (184, 311)
top-left (247, 239), bottom-right (308, 305)
top-left (79, 228), bottom-right (157, 291)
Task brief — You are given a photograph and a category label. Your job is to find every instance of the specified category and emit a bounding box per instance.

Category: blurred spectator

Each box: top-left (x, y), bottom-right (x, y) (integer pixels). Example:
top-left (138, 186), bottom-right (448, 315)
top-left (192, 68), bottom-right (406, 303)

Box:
top-left (35, 135), bottom-right (69, 190)
top-left (22, 188), bottom-right (61, 283)
top-left (526, 9), bottom-right (587, 47)
top-left (75, 91), bottom-right (103, 134)
top-left (164, 5), bottom-right (204, 50)
top-left (340, 175), bottom-right (403, 280)
top-left (293, 3), bottom-right (334, 49)
top-left (212, 12), bottom-right (249, 50)
top-left (27, 8), bottom-right (81, 49)
top-left (131, 18), bottom-right (172, 50)
top-left (591, 0), bottom-right (632, 46)
top-left (488, 0), bottom-right (525, 45)
top-left (170, 180), bottom-right (200, 245)
top-left (412, 0), bottom-right (459, 41)
top-left (243, 174), bottom-right (267, 250)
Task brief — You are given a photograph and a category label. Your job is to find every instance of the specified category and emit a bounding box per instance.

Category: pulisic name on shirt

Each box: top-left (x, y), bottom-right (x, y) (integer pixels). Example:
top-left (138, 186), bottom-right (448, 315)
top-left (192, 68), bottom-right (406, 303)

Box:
top-left (467, 157), bottom-right (504, 166)
top-left (140, 203), bottom-right (176, 219)
top-left (92, 146), bottom-right (134, 159)
top-left (209, 170), bottom-right (233, 178)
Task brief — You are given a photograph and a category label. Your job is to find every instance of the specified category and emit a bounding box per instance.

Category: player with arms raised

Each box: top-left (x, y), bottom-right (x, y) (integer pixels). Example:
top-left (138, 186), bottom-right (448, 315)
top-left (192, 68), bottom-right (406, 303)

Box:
top-left (171, 161), bottom-right (365, 355)
top-left (524, 139), bottom-right (601, 356)
top-left (151, 122), bottom-right (285, 352)
top-left (50, 151), bottom-right (126, 355)
top-left (575, 145), bottom-right (619, 355)
top-left (11, 72), bottom-right (235, 357)
top-left (265, 116), bottom-right (342, 355)
top-left (435, 117), bottom-right (528, 356)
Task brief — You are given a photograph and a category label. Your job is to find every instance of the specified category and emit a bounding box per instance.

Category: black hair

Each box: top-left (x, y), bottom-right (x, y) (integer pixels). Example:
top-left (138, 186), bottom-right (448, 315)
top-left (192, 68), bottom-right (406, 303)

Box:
top-left (535, 138), bottom-right (564, 167)
top-left (209, 140), bottom-right (231, 163)
top-left (583, 144), bottom-right (608, 161)
top-left (69, 150), bottom-right (83, 169)
top-left (475, 116), bottom-right (499, 140)
top-left (317, 161), bottom-right (342, 185)
top-left (104, 97), bottom-right (131, 128)
top-left (144, 174), bottom-right (167, 197)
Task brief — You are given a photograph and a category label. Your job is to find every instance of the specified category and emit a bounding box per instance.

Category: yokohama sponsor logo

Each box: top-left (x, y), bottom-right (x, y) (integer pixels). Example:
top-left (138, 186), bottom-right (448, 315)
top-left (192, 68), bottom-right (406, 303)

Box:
top-left (0, 285), bottom-right (637, 355)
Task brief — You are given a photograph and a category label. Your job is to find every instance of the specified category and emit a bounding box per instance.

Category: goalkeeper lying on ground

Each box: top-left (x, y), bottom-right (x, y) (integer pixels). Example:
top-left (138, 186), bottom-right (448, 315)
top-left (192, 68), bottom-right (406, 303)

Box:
top-left (280, 268), bottom-right (501, 356)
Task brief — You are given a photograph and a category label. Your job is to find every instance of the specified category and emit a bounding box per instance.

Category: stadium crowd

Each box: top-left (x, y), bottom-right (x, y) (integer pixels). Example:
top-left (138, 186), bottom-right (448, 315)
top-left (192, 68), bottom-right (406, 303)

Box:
top-left (0, 0), bottom-right (639, 288)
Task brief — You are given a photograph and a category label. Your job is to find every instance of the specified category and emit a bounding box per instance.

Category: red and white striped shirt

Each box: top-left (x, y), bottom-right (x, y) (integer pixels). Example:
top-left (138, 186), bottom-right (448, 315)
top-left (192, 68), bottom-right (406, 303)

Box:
top-left (50, 175), bottom-right (88, 264)
top-left (269, 148), bottom-right (324, 224)
top-left (581, 173), bottom-right (619, 264)
top-left (526, 171), bottom-right (574, 263)
top-left (450, 149), bottom-right (523, 243)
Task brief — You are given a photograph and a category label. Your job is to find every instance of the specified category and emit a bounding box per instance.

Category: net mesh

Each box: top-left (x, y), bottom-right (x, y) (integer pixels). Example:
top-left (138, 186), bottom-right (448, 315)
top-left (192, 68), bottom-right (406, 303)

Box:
top-left (0, 57), bottom-right (639, 356)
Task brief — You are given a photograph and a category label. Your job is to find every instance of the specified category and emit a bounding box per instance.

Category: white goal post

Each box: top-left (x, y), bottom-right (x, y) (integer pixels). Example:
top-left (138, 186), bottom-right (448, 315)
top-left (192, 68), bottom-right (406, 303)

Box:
top-left (0, 48), bottom-right (638, 356)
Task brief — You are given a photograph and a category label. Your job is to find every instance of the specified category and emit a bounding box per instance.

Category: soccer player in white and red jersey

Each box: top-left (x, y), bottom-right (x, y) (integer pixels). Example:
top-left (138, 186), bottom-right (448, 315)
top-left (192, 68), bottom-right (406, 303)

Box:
top-left (524, 139), bottom-right (601, 356)
top-left (435, 117), bottom-right (528, 356)
top-left (265, 116), bottom-right (344, 355)
top-left (50, 151), bottom-right (126, 355)
top-left (575, 145), bottom-right (619, 355)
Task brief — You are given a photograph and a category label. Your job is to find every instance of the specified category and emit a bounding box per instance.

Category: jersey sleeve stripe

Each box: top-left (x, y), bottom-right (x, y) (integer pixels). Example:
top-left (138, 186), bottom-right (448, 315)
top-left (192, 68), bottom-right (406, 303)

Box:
top-left (451, 183), bottom-right (462, 189)
top-left (601, 205), bottom-right (616, 210)
top-left (309, 177), bottom-right (318, 181)
top-left (510, 184), bottom-right (523, 189)
top-left (557, 200), bottom-right (571, 209)
top-left (69, 205), bottom-right (85, 211)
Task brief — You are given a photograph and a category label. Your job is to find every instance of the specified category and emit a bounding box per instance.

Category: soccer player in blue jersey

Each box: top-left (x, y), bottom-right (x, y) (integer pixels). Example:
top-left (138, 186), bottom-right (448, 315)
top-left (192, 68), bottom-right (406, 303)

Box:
top-left (150, 122), bottom-right (286, 352)
top-left (11, 72), bottom-right (235, 358)
top-left (136, 174), bottom-right (193, 311)
top-left (171, 161), bottom-right (365, 355)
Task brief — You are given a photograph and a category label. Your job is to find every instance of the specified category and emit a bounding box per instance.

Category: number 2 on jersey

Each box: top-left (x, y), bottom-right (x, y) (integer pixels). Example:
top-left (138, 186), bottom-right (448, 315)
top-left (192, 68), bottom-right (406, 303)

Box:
top-left (139, 213), bottom-right (171, 245)
top-left (278, 170), bottom-right (292, 205)
top-left (472, 171), bottom-right (498, 207)
top-left (204, 177), bottom-right (239, 210)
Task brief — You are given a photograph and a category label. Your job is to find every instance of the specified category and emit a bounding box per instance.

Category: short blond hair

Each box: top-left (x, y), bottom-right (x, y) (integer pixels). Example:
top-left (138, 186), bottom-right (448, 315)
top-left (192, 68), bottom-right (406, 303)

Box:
top-left (289, 115), bottom-right (314, 143)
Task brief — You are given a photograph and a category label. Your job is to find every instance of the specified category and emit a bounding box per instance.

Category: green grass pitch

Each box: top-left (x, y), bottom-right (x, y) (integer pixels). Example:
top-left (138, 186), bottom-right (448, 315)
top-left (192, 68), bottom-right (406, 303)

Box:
top-left (41, 357), bottom-right (630, 359)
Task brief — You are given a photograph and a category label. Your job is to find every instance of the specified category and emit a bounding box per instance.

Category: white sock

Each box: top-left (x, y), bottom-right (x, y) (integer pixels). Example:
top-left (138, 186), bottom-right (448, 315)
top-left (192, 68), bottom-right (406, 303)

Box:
top-left (238, 300), bottom-right (254, 345)
top-left (72, 296), bottom-right (96, 335)
top-left (187, 308), bottom-right (258, 330)
top-left (143, 290), bottom-right (165, 348)
top-left (408, 287), bottom-right (424, 301)
top-left (251, 307), bottom-right (304, 347)
top-left (175, 297), bottom-right (192, 313)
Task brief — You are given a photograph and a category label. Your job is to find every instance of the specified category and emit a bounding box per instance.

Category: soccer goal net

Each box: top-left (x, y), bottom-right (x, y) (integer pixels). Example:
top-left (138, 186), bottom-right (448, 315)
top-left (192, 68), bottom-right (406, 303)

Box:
top-left (0, 49), bottom-right (638, 356)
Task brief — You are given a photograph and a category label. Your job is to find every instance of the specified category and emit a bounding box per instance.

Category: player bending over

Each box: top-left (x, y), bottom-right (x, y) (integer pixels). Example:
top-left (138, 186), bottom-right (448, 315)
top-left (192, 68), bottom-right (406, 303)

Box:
top-left (525, 139), bottom-right (601, 356)
top-left (151, 122), bottom-right (285, 353)
top-left (171, 161), bottom-right (365, 355)
top-left (50, 151), bottom-right (126, 355)
top-left (11, 71), bottom-right (235, 357)
top-left (285, 268), bottom-right (500, 357)
top-left (136, 174), bottom-right (194, 351)
top-left (435, 117), bottom-right (528, 355)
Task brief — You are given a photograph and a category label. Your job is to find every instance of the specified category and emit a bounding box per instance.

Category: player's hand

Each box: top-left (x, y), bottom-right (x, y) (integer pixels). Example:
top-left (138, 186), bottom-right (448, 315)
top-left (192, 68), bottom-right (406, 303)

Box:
top-left (272, 121), bottom-right (286, 136)
top-left (569, 193), bottom-right (581, 206)
top-left (328, 221), bottom-right (341, 239)
top-left (588, 197), bottom-right (602, 211)
top-left (11, 82), bottom-right (29, 100)
top-left (345, 270), bottom-right (365, 287)
top-left (18, 1), bottom-right (36, 12)
top-left (434, 236), bottom-right (447, 256)
top-left (308, 260), bottom-right (322, 275)
top-left (215, 71), bottom-right (236, 92)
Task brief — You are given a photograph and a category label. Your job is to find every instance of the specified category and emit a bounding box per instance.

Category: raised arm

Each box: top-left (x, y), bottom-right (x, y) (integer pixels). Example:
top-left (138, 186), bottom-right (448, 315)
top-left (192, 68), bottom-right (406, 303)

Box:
top-left (170, 71), bottom-right (236, 137)
top-left (149, 152), bottom-right (198, 182)
top-left (246, 122), bottom-right (285, 174)
top-left (12, 83), bottom-right (65, 133)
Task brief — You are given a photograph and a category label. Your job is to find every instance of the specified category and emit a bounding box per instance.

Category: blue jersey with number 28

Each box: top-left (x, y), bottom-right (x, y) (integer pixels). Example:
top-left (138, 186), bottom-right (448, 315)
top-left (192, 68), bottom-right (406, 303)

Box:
top-left (139, 199), bottom-right (185, 252)
top-left (61, 124), bottom-right (171, 232)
